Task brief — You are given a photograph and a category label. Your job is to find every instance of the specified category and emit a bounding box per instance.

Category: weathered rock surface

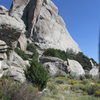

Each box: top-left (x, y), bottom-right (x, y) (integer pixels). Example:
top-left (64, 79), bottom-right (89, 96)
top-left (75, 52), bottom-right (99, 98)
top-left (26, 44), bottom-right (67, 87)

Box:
top-left (10, 0), bottom-right (30, 20)
top-left (40, 56), bottom-right (64, 64)
top-left (0, 5), bottom-right (28, 83)
top-left (68, 59), bottom-right (85, 75)
top-left (40, 56), bottom-right (68, 76)
top-left (18, 33), bottom-right (27, 51)
top-left (10, 0), bottom-right (80, 53)
top-left (89, 60), bottom-right (99, 76)
top-left (0, 40), bottom-right (8, 60)
top-left (0, 51), bottom-right (30, 82)
top-left (89, 67), bottom-right (99, 76)
top-left (0, 14), bottom-right (25, 47)
top-left (40, 56), bottom-right (85, 76)
top-left (0, 5), bottom-right (8, 15)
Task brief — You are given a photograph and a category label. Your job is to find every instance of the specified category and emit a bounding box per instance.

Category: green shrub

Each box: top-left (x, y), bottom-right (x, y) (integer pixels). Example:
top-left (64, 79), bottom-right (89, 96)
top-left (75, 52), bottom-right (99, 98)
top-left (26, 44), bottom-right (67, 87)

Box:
top-left (75, 52), bottom-right (92, 70)
top-left (24, 31), bottom-right (30, 38)
top-left (55, 77), bottom-right (80, 85)
top-left (71, 83), bottom-right (85, 91)
top-left (43, 48), bottom-right (70, 65)
top-left (27, 43), bottom-right (38, 58)
top-left (81, 79), bottom-right (91, 85)
top-left (43, 49), bottom-right (93, 71)
top-left (43, 48), bottom-right (68, 61)
top-left (95, 89), bottom-right (100, 97)
top-left (47, 82), bottom-right (58, 95)
top-left (15, 48), bottom-right (29, 60)
top-left (82, 83), bottom-right (100, 96)
top-left (25, 58), bottom-right (48, 91)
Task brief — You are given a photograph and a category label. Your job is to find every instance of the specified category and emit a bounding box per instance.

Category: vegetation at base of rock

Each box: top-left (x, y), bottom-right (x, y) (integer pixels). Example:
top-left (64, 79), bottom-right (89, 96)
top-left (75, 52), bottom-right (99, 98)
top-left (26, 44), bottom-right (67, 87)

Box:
top-left (42, 76), bottom-right (100, 100)
top-left (95, 89), bottom-right (100, 97)
top-left (43, 48), bottom-right (97, 70)
top-left (15, 43), bottom-right (39, 60)
top-left (0, 76), bottom-right (100, 100)
top-left (0, 77), bottom-right (39, 100)
top-left (55, 77), bottom-right (100, 97)
top-left (15, 44), bottom-right (48, 91)
top-left (27, 43), bottom-right (38, 58)
top-left (25, 57), bottom-right (49, 91)
top-left (15, 48), bottom-right (29, 60)
top-left (43, 48), bottom-right (68, 61)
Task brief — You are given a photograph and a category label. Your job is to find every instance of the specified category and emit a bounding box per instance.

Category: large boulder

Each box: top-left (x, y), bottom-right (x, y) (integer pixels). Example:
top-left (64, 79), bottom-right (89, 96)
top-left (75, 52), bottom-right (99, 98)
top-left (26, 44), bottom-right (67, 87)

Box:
top-left (10, 0), bottom-right (80, 53)
top-left (40, 56), bottom-right (68, 76)
top-left (67, 59), bottom-right (85, 75)
top-left (40, 56), bottom-right (85, 76)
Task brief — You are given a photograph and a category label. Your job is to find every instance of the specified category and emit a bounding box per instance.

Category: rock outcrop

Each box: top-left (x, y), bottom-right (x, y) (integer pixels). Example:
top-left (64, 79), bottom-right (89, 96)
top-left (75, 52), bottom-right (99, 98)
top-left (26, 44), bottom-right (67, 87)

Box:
top-left (90, 67), bottom-right (99, 76)
top-left (0, 51), bottom-right (30, 82)
top-left (40, 56), bottom-right (68, 76)
top-left (10, 0), bottom-right (80, 53)
top-left (40, 56), bottom-right (85, 76)
top-left (0, 0), bottom-right (97, 83)
top-left (89, 60), bottom-right (99, 76)
top-left (0, 15), bottom-right (25, 47)
top-left (0, 5), bottom-right (26, 48)
top-left (0, 39), bottom-right (29, 82)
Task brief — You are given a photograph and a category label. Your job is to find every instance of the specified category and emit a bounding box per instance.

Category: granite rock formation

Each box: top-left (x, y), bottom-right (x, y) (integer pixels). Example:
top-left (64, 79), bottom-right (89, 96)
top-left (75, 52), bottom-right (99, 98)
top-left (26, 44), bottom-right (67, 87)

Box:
top-left (40, 56), bottom-right (85, 76)
top-left (0, 0), bottom-right (98, 82)
top-left (10, 0), bottom-right (80, 53)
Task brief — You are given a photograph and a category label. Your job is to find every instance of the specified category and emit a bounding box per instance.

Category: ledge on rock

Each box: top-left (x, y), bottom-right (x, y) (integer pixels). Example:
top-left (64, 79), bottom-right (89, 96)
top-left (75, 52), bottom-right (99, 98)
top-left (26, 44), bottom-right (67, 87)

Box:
top-left (0, 14), bottom-right (25, 47)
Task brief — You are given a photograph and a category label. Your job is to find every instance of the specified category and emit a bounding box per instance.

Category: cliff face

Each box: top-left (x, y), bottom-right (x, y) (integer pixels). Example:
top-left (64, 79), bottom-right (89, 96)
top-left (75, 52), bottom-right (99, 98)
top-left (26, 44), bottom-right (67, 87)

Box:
top-left (10, 0), bottom-right (80, 53)
top-left (0, 0), bottom-right (99, 83)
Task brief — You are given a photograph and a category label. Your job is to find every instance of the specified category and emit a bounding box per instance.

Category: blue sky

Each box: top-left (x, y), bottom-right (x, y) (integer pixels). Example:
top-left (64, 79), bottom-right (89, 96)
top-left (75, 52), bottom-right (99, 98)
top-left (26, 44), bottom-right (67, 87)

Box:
top-left (52, 0), bottom-right (99, 62)
top-left (0, 0), bottom-right (99, 62)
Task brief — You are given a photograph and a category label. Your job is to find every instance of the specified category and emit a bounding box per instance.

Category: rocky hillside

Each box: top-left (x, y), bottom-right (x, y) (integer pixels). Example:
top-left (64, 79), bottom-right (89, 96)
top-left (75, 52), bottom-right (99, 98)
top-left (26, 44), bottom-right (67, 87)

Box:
top-left (0, 0), bottom-right (99, 100)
